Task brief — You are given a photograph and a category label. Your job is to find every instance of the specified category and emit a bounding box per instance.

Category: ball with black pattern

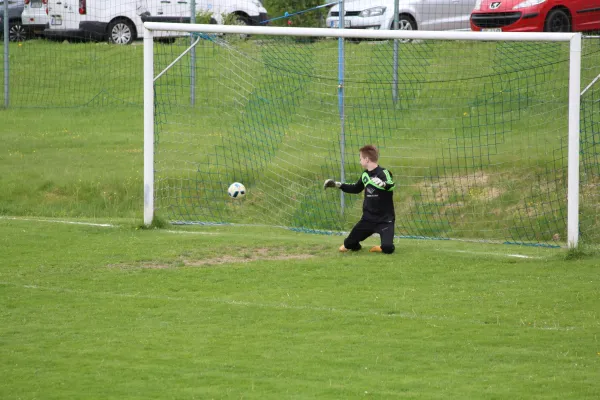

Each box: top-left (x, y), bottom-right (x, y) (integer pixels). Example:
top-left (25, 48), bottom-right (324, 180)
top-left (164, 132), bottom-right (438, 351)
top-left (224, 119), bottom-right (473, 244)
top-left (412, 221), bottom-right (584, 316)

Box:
top-left (227, 182), bottom-right (246, 199)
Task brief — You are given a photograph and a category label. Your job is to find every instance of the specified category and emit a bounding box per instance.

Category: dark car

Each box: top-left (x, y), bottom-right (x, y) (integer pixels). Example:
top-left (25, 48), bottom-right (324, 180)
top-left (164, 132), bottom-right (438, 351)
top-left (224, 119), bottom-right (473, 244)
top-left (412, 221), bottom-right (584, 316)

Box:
top-left (0, 0), bottom-right (26, 41)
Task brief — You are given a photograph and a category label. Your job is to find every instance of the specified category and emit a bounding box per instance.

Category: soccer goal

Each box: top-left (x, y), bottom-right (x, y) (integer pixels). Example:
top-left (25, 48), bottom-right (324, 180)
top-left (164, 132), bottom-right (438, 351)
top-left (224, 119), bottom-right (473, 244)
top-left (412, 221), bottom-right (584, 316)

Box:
top-left (143, 22), bottom-right (588, 248)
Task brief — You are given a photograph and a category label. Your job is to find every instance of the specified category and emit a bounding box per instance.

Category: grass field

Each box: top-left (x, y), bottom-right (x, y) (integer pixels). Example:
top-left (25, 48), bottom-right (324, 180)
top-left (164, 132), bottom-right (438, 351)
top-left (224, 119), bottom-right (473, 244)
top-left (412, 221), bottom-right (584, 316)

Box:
top-left (0, 107), bottom-right (143, 218)
top-left (1, 36), bottom-right (600, 398)
top-left (1, 217), bottom-right (599, 399)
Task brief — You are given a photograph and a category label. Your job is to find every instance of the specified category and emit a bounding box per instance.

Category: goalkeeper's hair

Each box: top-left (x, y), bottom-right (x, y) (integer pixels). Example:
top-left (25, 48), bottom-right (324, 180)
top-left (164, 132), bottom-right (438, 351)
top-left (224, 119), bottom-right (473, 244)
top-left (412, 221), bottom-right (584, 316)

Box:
top-left (359, 145), bottom-right (379, 163)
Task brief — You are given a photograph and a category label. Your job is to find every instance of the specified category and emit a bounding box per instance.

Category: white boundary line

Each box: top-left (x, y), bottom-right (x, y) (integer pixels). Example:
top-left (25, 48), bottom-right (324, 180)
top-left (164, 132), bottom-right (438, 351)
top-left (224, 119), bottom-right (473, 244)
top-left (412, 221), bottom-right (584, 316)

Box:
top-left (0, 216), bottom-right (116, 228)
top-left (164, 230), bottom-right (219, 235)
top-left (0, 281), bottom-right (575, 331)
top-left (451, 250), bottom-right (543, 260)
top-left (0, 216), bottom-right (224, 235)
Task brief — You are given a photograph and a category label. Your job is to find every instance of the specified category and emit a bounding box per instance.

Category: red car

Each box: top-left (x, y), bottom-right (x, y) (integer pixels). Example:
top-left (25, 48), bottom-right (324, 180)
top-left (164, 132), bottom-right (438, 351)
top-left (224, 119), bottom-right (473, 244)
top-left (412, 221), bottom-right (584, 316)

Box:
top-left (471, 0), bottom-right (600, 32)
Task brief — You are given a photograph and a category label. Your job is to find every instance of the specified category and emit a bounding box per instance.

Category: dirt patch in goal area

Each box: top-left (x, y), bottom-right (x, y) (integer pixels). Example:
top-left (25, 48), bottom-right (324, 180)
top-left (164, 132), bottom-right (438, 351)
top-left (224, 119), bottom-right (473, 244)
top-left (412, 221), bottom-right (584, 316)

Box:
top-left (111, 248), bottom-right (316, 269)
top-left (183, 253), bottom-right (314, 268)
top-left (417, 171), bottom-right (504, 203)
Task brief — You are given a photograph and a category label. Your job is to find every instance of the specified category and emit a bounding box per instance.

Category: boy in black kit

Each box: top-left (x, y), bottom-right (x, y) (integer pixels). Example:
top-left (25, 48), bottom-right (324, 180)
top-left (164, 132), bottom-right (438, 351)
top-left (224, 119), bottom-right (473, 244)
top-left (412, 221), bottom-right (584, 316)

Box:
top-left (324, 145), bottom-right (395, 254)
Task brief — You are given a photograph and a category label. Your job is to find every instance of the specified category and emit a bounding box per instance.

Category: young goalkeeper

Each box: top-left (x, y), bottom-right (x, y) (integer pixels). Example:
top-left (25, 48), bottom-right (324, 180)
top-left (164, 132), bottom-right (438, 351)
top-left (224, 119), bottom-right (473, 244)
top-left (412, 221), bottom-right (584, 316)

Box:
top-left (324, 145), bottom-right (395, 254)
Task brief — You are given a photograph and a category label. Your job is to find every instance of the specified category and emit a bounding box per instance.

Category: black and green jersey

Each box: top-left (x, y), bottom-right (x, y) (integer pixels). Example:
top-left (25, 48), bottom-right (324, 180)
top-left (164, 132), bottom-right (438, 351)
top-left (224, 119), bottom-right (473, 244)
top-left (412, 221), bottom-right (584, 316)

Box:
top-left (340, 166), bottom-right (395, 223)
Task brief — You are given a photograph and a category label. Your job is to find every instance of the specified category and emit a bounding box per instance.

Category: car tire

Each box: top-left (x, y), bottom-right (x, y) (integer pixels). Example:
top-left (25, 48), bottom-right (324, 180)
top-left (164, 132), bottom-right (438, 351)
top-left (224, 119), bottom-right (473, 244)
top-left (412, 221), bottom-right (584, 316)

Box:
top-left (9, 21), bottom-right (27, 42)
top-left (544, 9), bottom-right (571, 33)
top-left (108, 18), bottom-right (135, 45)
top-left (390, 14), bottom-right (417, 43)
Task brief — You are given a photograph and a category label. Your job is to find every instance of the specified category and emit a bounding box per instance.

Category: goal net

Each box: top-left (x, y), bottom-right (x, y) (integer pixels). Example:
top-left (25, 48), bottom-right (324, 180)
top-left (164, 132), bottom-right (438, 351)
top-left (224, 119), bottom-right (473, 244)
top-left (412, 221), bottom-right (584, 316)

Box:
top-left (144, 23), bottom-right (588, 248)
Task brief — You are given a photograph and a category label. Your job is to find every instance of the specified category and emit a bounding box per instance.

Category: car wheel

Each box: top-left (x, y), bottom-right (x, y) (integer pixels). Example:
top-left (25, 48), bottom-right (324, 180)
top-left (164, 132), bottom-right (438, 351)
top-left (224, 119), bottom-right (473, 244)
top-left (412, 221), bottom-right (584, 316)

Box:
top-left (108, 19), bottom-right (135, 45)
top-left (9, 22), bottom-right (27, 42)
top-left (390, 14), bottom-right (417, 43)
top-left (544, 9), bottom-right (571, 32)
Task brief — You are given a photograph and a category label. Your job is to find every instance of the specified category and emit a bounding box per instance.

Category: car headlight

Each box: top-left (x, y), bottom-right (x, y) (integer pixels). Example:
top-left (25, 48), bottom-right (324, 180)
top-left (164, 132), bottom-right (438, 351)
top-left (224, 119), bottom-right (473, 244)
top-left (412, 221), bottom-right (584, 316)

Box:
top-left (474, 0), bottom-right (482, 11)
top-left (513, 0), bottom-right (547, 9)
top-left (359, 6), bottom-right (386, 18)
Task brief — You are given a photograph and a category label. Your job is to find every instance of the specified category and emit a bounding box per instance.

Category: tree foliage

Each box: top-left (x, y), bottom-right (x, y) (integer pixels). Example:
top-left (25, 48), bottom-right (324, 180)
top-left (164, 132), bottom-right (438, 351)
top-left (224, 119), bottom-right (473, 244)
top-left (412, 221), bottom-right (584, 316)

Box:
top-left (262, 0), bottom-right (331, 27)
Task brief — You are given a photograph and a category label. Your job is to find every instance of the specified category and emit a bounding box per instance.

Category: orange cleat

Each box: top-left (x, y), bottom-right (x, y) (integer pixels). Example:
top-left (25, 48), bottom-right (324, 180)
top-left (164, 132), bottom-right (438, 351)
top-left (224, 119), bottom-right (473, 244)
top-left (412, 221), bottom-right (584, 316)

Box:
top-left (339, 245), bottom-right (349, 252)
top-left (369, 246), bottom-right (382, 253)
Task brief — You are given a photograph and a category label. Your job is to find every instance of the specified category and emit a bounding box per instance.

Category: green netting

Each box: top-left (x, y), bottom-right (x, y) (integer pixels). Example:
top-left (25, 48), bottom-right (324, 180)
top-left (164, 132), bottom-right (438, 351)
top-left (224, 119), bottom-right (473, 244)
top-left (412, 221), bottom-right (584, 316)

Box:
top-left (2, 8), bottom-right (600, 246)
top-left (150, 33), bottom-right (600, 246)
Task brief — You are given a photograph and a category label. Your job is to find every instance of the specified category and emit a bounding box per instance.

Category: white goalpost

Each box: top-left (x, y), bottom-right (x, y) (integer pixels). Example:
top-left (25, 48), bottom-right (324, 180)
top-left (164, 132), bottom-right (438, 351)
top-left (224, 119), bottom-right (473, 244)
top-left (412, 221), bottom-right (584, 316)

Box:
top-left (143, 22), bottom-right (582, 249)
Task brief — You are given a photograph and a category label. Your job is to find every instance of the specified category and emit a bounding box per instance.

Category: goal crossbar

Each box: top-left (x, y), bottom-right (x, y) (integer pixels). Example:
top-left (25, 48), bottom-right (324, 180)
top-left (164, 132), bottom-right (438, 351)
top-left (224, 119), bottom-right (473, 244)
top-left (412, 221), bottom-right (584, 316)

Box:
top-left (143, 22), bottom-right (578, 42)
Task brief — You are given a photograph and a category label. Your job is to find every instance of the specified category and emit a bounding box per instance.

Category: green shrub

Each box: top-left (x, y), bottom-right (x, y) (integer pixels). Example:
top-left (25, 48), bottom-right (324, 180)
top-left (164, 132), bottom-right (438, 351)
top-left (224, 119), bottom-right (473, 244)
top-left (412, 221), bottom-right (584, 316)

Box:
top-left (263, 0), bottom-right (330, 28)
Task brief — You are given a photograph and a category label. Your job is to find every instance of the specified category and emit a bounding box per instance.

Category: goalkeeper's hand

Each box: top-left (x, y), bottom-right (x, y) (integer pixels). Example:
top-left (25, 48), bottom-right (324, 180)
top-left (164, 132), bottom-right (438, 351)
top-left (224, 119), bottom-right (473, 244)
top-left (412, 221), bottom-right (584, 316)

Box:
top-left (323, 179), bottom-right (341, 190)
top-left (371, 177), bottom-right (386, 188)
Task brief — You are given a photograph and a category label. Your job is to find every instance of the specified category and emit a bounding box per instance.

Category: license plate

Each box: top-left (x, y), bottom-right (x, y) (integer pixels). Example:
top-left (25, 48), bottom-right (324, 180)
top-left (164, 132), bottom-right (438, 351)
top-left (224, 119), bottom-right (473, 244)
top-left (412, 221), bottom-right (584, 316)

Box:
top-left (331, 19), bottom-right (351, 28)
top-left (482, 28), bottom-right (502, 32)
top-left (51, 17), bottom-right (62, 25)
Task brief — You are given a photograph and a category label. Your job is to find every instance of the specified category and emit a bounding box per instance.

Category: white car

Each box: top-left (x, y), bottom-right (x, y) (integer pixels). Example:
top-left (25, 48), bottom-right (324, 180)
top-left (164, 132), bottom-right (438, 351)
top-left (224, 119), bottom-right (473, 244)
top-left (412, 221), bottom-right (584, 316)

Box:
top-left (44, 0), bottom-right (268, 45)
top-left (21, 0), bottom-right (49, 38)
top-left (326, 0), bottom-right (477, 32)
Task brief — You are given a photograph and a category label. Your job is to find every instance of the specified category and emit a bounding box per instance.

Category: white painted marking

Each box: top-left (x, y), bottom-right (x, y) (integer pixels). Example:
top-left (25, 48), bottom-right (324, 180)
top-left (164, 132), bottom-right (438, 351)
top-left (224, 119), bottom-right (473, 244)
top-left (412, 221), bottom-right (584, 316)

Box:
top-left (453, 250), bottom-right (543, 259)
top-left (0, 216), bottom-right (115, 227)
top-left (164, 230), bottom-right (218, 235)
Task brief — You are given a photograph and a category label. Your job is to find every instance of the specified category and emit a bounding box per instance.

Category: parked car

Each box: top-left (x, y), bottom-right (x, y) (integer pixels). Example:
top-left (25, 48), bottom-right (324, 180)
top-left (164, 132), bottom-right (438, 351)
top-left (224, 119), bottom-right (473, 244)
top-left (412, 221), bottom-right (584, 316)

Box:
top-left (326, 0), bottom-right (478, 32)
top-left (45, 0), bottom-right (153, 44)
top-left (141, 0), bottom-right (268, 26)
top-left (0, 0), bottom-right (26, 41)
top-left (44, 0), bottom-right (268, 45)
top-left (470, 0), bottom-right (600, 32)
top-left (21, 0), bottom-right (48, 37)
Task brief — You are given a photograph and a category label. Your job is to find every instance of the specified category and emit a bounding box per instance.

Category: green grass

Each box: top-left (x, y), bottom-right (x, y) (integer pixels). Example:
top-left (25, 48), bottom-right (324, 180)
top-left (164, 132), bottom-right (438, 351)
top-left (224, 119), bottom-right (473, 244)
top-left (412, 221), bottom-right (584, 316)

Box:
top-left (0, 107), bottom-right (143, 218)
top-left (1, 37), bottom-right (600, 399)
top-left (1, 218), bottom-right (599, 399)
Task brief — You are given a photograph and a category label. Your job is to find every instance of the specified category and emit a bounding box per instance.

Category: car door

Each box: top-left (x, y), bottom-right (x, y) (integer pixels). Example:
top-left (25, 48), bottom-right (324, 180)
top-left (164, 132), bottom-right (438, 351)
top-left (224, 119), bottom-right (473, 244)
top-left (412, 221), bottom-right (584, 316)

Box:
top-left (173, 0), bottom-right (190, 19)
top-left (145, 0), bottom-right (183, 21)
top-left (571, 0), bottom-right (600, 31)
top-left (416, 0), bottom-right (449, 30)
top-left (454, 0), bottom-right (477, 29)
top-left (47, 0), bottom-right (78, 31)
top-left (417, 0), bottom-right (476, 31)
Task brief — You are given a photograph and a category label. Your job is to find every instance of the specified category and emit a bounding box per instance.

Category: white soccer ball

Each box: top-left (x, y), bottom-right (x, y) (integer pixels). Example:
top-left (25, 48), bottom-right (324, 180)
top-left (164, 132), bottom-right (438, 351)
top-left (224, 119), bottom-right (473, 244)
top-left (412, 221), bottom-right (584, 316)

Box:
top-left (227, 182), bottom-right (246, 199)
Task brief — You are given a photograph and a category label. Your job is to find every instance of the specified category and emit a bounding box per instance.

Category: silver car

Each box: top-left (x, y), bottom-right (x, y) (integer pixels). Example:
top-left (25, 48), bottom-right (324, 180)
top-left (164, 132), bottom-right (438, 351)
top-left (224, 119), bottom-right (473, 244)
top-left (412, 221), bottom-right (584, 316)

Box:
top-left (326, 0), bottom-right (477, 32)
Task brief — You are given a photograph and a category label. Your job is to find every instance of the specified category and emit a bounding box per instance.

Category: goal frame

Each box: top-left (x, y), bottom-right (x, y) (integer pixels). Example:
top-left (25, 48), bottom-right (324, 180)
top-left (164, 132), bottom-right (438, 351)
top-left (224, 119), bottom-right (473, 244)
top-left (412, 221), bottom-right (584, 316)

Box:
top-left (142, 22), bottom-right (582, 248)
